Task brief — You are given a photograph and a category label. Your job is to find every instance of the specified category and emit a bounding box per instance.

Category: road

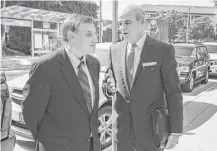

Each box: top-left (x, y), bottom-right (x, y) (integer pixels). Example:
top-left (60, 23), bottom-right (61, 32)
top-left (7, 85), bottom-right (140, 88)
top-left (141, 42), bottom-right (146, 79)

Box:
top-left (10, 76), bottom-right (217, 151)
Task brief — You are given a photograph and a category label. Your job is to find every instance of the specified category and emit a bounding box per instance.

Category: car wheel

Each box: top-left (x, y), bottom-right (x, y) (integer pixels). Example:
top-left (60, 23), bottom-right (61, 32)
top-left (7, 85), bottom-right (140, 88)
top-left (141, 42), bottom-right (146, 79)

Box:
top-left (98, 106), bottom-right (112, 149)
top-left (182, 74), bottom-right (194, 92)
top-left (201, 70), bottom-right (209, 84)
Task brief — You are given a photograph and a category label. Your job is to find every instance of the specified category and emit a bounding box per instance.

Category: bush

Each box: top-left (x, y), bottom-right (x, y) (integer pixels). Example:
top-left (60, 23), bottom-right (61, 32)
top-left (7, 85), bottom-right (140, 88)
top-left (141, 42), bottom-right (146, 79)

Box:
top-left (7, 26), bottom-right (31, 55)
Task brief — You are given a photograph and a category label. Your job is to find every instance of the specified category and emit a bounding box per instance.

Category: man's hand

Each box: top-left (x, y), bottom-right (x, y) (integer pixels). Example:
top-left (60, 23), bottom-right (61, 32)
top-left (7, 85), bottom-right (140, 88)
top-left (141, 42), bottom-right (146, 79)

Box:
top-left (104, 69), bottom-right (116, 92)
top-left (165, 134), bottom-right (180, 149)
top-left (106, 77), bottom-right (116, 92)
top-left (102, 70), bottom-right (116, 98)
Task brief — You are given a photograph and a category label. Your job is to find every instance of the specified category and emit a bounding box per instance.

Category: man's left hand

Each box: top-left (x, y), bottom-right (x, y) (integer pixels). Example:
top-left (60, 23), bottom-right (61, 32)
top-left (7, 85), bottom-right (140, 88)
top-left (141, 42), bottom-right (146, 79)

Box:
top-left (165, 134), bottom-right (180, 149)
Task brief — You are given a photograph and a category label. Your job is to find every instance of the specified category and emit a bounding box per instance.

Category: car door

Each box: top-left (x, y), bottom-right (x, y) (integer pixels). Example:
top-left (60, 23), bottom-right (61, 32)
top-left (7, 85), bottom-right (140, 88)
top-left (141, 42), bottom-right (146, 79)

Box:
top-left (200, 46), bottom-right (208, 77)
top-left (197, 47), bottom-right (206, 78)
top-left (203, 46), bottom-right (210, 66)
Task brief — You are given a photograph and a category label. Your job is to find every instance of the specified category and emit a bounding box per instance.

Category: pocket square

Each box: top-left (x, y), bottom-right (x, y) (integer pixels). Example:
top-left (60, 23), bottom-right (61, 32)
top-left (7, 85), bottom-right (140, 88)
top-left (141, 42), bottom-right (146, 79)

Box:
top-left (142, 62), bottom-right (157, 67)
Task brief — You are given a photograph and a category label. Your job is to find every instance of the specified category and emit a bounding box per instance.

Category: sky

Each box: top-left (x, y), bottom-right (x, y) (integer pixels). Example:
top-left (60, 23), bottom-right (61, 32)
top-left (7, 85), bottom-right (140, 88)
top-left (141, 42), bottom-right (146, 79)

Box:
top-left (91, 0), bottom-right (215, 20)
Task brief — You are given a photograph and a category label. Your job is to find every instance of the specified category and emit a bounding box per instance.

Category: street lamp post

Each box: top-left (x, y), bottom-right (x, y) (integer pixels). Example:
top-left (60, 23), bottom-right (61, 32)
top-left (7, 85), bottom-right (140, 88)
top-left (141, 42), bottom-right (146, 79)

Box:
top-left (99, 0), bottom-right (102, 43)
top-left (112, 3), bottom-right (118, 151)
top-left (186, 6), bottom-right (190, 43)
top-left (112, 0), bottom-right (118, 44)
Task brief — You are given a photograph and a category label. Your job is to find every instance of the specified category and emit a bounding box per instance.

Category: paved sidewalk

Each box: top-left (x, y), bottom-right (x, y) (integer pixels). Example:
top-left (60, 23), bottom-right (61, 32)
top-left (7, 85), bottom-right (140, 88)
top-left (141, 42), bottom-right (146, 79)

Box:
top-left (170, 86), bottom-right (217, 151)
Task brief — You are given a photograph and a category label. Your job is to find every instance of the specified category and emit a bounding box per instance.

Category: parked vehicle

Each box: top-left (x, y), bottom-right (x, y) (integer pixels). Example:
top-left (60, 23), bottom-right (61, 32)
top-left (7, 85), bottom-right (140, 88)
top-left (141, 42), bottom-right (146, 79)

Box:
top-left (173, 43), bottom-right (210, 92)
top-left (1, 72), bottom-right (16, 151)
top-left (203, 42), bottom-right (217, 76)
top-left (7, 42), bottom-right (112, 149)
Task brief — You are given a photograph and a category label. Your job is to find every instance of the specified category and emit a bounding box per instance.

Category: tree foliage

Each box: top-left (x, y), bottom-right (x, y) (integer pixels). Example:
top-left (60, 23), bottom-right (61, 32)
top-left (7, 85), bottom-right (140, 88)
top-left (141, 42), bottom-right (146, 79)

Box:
top-left (5, 1), bottom-right (99, 18)
top-left (189, 16), bottom-right (216, 41)
top-left (212, 0), bottom-right (217, 7)
top-left (164, 10), bottom-right (186, 42)
top-left (211, 0), bottom-right (217, 35)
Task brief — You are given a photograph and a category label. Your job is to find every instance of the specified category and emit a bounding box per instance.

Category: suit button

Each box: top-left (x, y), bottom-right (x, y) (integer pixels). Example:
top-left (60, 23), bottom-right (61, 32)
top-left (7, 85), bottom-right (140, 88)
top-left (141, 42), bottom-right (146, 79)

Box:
top-left (87, 138), bottom-right (91, 143)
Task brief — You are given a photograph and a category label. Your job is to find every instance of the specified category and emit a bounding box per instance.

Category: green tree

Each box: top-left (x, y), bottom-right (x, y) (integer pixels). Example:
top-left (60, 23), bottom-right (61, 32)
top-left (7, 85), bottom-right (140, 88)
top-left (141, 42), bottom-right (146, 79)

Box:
top-left (175, 28), bottom-right (187, 43)
top-left (211, 0), bottom-right (217, 36)
top-left (165, 10), bottom-right (186, 43)
top-left (189, 16), bottom-right (216, 41)
top-left (212, 0), bottom-right (217, 7)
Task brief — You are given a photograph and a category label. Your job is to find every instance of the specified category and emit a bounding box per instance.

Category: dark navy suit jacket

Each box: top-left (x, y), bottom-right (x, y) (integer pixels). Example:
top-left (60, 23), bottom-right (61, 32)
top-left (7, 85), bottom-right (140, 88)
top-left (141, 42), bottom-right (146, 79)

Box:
top-left (23, 48), bottom-right (101, 151)
top-left (108, 35), bottom-right (183, 151)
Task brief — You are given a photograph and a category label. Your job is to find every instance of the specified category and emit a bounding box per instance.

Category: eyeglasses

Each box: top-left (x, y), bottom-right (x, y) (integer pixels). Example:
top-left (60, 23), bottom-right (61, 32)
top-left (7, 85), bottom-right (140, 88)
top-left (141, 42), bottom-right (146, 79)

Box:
top-left (76, 30), bottom-right (98, 38)
top-left (119, 20), bottom-right (133, 26)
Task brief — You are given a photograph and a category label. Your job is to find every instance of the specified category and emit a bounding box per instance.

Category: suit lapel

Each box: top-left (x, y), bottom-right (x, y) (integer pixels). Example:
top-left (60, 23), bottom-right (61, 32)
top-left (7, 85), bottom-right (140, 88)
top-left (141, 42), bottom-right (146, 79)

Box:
top-left (86, 55), bottom-right (98, 113)
top-left (58, 49), bottom-right (89, 117)
top-left (132, 35), bottom-right (154, 87)
top-left (86, 55), bottom-right (99, 119)
top-left (118, 41), bottom-right (130, 95)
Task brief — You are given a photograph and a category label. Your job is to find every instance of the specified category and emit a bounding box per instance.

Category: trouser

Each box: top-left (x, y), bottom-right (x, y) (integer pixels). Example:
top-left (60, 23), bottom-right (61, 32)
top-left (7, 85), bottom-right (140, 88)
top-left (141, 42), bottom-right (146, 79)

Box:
top-left (36, 137), bottom-right (94, 151)
top-left (134, 146), bottom-right (163, 151)
top-left (35, 140), bottom-right (46, 151)
top-left (89, 137), bottom-right (94, 151)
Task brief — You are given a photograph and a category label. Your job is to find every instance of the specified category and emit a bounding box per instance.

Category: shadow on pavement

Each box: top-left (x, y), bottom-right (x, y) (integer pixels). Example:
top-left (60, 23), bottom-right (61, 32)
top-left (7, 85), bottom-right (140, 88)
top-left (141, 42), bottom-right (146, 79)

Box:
top-left (183, 81), bottom-right (217, 97)
top-left (16, 140), bottom-right (36, 151)
top-left (207, 86), bottom-right (217, 92)
top-left (209, 75), bottom-right (217, 79)
top-left (184, 101), bottom-right (217, 133)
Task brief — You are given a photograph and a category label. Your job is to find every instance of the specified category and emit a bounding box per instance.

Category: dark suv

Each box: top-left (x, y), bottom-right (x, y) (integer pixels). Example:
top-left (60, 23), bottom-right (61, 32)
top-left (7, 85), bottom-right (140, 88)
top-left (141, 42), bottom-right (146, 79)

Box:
top-left (174, 43), bottom-right (210, 92)
top-left (1, 72), bottom-right (16, 151)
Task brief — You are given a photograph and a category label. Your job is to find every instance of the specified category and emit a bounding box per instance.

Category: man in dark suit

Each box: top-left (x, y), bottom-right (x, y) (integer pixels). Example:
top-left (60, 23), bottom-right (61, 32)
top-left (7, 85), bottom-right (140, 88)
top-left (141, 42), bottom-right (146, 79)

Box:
top-left (22, 14), bottom-right (101, 151)
top-left (104, 5), bottom-right (183, 151)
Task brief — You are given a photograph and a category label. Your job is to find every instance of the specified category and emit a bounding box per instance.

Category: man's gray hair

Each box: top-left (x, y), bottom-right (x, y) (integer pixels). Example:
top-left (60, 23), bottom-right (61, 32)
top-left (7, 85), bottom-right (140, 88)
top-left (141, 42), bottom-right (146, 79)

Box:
top-left (120, 5), bottom-right (146, 22)
top-left (62, 14), bottom-right (95, 42)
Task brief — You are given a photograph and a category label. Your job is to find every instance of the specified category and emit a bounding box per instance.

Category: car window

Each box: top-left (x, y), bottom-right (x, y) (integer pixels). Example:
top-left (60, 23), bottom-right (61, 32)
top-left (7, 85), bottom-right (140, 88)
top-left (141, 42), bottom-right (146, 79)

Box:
top-left (174, 45), bottom-right (194, 57)
top-left (198, 47), bottom-right (206, 58)
top-left (194, 47), bottom-right (201, 59)
top-left (191, 48), bottom-right (197, 58)
top-left (202, 46), bottom-right (209, 57)
top-left (203, 46), bottom-right (208, 53)
top-left (204, 44), bottom-right (217, 54)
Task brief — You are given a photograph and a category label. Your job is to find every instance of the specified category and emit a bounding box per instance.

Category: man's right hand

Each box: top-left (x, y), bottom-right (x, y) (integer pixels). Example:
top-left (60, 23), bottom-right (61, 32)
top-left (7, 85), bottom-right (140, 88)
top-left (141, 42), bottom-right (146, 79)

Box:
top-left (102, 70), bottom-right (116, 98)
top-left (106, 77), bottom-right (116, 92)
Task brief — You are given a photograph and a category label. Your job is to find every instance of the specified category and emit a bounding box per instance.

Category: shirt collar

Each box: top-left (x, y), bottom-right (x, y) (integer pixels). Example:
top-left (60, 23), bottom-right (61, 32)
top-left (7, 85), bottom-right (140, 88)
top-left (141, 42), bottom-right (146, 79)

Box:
top-left (65, 45), bottom-right (86, 69)
top-left (128, 33), bottom-right (147, 50)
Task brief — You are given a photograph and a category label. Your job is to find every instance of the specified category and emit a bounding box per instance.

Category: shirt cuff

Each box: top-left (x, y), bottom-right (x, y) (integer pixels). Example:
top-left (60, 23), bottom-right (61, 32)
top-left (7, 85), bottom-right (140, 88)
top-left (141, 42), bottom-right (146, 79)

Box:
top-left (171, 133), bottom-right (182, 136)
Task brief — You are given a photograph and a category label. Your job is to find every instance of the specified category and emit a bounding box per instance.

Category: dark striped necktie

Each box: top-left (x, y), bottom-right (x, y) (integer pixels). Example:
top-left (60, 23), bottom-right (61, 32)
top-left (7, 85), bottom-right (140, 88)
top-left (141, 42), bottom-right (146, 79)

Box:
top-left (127, 43), bottom-right (137, 89)
top-left (77, 61), bottom-right (92, 113)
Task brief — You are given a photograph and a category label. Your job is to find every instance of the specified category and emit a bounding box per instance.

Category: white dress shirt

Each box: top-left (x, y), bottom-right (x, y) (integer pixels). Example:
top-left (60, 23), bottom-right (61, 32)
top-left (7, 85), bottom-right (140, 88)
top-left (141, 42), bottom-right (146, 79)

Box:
top-left (127, 34), bottom-right (147, 80)
top-left (65, 46), bottom-right (95, 109)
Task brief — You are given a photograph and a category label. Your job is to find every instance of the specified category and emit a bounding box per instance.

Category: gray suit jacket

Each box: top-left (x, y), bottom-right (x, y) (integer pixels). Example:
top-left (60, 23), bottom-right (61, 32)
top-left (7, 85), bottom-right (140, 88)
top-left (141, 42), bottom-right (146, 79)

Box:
top-left (107, 35), bottom-right (183, 150)
top-left (23, 48), bottom-right (101, 151)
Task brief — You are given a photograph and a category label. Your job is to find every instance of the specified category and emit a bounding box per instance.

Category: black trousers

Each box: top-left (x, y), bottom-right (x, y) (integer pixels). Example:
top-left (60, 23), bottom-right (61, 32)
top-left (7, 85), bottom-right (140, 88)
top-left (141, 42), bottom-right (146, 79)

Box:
top-left (89, 137), bottom-right (94, 151)
top-left (134, 147), bottom-right (163, 151)
top-left (36, 137), bottom-right (94, 151)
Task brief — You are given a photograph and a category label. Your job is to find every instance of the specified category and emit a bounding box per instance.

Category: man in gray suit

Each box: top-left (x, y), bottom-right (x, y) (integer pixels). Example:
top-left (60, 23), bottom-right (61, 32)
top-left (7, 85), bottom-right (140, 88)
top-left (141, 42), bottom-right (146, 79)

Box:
top-left (104, 5), bottom-right (183, 151)
top-left (22, 14), bottom-right (101, 151)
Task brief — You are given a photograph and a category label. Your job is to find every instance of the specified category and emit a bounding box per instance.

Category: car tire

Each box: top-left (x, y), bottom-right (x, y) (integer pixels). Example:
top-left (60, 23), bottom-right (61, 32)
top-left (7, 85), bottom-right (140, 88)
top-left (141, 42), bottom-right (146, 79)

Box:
top-left (182, 74), bottom-right (194, 92)
top-left (201, 70), bottom-right (209, 84)
top-left (98, 106), bottom-right (112, 149)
